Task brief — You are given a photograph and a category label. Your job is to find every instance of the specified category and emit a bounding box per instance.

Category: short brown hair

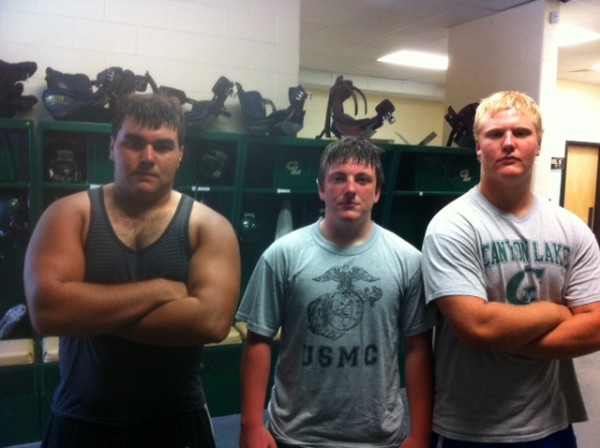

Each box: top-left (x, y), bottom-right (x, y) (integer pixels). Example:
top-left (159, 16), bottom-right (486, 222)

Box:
top-left (317, 137), bottom-right (385, 191)
top-left (112, 93), bottom-right (185, 145)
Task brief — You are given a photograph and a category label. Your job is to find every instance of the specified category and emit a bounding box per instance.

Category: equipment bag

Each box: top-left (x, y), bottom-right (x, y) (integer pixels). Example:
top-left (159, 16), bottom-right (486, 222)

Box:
top-left (0, 59), bottom-right (38, 118)
top-left (445, 102), bottom-right (478, 148)
top-left (43, 66), bottom-right (149, 122)
top-left (186, 76), bottom-right (235, 129)
top-left (236, 82), bottom-right (309, 136)
top-left (316, 75), bottom-right (395, 139)
top-left (148, 75), bottom-right (235, 131)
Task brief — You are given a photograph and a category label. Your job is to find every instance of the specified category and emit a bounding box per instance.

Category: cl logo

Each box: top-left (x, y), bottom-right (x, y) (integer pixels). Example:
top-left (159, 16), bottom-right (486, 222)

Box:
top-left (286, 161), bottom-right (302, 175)
top-left (459, 169), bottom-right (472, 182)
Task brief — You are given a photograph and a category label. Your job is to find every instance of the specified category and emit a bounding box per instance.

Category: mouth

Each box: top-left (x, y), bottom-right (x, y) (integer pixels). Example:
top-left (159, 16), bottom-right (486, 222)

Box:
top-left (134, 172), bottom-right (157, 180)
top-left (498, 156), bottom-right (519, 164)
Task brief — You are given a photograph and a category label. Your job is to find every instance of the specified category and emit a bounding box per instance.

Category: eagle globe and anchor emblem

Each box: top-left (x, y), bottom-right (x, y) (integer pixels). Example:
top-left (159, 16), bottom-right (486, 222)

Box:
top-left (307, 264), bottom-right (382, 340)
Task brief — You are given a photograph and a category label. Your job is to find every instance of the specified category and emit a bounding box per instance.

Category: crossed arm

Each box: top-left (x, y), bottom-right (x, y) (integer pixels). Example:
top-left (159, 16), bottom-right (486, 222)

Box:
top-left (24, 192), bottom-right (240, 346)
top-left (111, 202), bottom-right (241, 346)
top-left (508, 301), bottom-right (600, 359)
top-left (436, 295), bottom-right (600, 359)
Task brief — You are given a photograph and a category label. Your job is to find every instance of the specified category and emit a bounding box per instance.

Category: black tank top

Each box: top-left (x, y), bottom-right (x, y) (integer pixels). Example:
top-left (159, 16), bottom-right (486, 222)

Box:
top-left (53, 187), bottom-right (205, 424)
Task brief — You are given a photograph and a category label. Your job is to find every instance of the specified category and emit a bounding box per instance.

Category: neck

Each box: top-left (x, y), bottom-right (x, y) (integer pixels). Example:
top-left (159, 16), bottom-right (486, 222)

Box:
top-left (319, 217), bottom-right (374, 248)
top-left (478, 178), bottom-right (533, 217)
top-left (108, 184), bottom-right (173, 217)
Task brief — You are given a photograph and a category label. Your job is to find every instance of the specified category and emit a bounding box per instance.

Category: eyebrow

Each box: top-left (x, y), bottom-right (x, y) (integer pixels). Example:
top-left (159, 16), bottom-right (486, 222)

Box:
top-left (121, 133), bottom-right (177, 145)
top-left (327, 169), bottom-right (374, 178)
top-left (484, 124), bottom-right (533, 133)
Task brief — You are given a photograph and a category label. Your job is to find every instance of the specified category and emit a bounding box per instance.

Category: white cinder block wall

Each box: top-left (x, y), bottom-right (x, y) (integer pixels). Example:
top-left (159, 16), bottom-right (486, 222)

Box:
top-left (0, 0), bottom-right (301, 128)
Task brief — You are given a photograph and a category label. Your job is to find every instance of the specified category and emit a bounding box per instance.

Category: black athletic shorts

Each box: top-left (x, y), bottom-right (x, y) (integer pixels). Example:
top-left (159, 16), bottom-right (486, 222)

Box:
top-left (41, 406), bottom-right (217, 448)
top-left (431, 424), bottom-right (577, 448)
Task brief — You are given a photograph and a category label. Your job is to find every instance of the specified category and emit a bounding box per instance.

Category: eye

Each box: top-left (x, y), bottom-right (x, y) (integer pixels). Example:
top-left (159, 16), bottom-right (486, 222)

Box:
top-left (356, 175), bottom-right (373, 185)
top-left (120, 137), bottom-right (176, 153)
top-left (512, 128), bottom-right (533, 138)
top-left (153, 140), bottom-right (176, 153)
top-left (122, 137), bottom-right (145, 150)
top-left (327, 172), bottom-right (346, 183)
top-left (484, 129), bottom-right (504, 139)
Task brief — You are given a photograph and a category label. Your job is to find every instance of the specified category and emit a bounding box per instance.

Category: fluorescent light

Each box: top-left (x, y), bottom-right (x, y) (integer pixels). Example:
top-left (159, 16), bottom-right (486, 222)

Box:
top-left (377, 50), bottom-right (448, 70)
top-left (592, 63), bottom-right (600, 72)
top-left (557, 25), bottom-right (600, 47)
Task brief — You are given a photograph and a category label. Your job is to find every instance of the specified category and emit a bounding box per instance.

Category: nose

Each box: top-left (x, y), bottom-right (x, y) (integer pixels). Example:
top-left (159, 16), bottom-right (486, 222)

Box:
top-left (502, 131), bottom-right (515, 149)
top-left (140, 144), bottom-right (155, 163)
top-left (344, 177), bottom-right (357, 193)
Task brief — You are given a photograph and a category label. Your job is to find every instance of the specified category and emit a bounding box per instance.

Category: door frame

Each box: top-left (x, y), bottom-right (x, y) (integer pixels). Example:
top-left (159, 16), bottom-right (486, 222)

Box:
top-left (559, 140), bottom-right (600, 242)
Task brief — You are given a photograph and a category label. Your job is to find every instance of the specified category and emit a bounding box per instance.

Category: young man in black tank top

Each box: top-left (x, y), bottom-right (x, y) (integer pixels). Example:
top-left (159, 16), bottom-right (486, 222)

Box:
top-left (24, 93), bottom-right (241, 448)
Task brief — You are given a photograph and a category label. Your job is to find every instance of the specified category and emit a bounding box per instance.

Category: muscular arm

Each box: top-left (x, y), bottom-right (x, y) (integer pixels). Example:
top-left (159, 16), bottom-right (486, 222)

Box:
top-left (240, 331), bottom-right (277, 448)
top-left (401, 331), bottom-right (433, 448)
top-left (111, 203), bottom-right (241, 346)
top-left (24, 193), bottom-right (186, 337)
top-left (507, 301), bottom-right (600, 359)
top-left (436, 295), bottom-right (572, 351)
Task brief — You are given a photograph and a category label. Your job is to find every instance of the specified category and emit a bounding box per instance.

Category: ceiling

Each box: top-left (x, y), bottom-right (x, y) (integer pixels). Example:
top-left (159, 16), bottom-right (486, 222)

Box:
top-left (299, 0), bottom-right (600, 93)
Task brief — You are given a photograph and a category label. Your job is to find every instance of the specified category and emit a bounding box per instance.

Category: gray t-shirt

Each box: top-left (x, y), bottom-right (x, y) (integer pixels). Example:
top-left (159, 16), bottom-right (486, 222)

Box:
top-left (422, 187), bottom-right (600, 443)
top-left (236, 221), bottom-right (434, 447)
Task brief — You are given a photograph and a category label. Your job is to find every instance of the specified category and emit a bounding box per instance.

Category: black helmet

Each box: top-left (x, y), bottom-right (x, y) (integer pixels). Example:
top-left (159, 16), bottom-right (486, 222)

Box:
top-left (0, 195), bottom-right (28, 240)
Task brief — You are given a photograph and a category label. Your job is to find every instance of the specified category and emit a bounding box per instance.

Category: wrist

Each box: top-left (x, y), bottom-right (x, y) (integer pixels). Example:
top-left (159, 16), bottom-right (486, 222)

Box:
top-left (240, 414), bottom-right (266, 428)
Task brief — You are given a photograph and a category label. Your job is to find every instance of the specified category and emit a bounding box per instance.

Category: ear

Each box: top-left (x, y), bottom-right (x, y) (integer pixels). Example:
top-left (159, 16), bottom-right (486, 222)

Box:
top-left (178, 145), bottom-right (185, 166)
top-left (374, 188), bottom-right (381, 204)
top-left (109, 137), bottom-right (115, 161)
top-left (536, 139), bottom-right (542, 156)
top-left (317, 179), bottom-right (325, 200)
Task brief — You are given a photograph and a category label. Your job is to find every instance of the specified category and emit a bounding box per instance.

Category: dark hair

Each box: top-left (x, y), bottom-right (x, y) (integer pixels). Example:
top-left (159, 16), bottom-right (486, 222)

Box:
top-left (111, 93), bottom-right (185, 144)
top-left (317, 137), bottom-right (385, 191)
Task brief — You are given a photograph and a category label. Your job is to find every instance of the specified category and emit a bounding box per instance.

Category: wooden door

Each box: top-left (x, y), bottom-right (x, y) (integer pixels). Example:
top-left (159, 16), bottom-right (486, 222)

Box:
top-left (562, 143), bottom-right (600, 241)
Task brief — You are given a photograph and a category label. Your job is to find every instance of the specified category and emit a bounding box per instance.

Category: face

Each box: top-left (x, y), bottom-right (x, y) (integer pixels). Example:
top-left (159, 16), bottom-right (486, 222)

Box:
top-left (318, 160), bottom-right (380, 224)
top-left (110, 117), bottom-right (184, 198)
top-left (476, 108), bottom-right (541, 187)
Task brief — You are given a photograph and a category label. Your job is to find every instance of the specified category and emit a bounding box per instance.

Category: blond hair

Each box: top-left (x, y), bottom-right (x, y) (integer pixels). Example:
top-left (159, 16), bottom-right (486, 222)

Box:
top-left (473, 91), bottom-right (543, 142)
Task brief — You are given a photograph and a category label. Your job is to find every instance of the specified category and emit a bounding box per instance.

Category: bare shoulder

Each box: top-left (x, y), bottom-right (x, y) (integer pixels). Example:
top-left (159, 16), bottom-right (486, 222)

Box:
top-left (35, 190), bottom-right (91, 240)
top-left (190, 199), bottom-right (233, 227)
top-left (41, 190), bottom-right (90, 223)
top-left (189, 200), bottom-right (236, 245)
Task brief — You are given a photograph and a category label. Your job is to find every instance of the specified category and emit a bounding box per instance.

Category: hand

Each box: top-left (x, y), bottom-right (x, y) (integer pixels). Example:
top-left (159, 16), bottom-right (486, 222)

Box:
top-left (557, 302), bottom-right (574, 321)
top-left (240, 424), bottom-right (277, 448)
top-left (537, 300), bottom-right (573, 327)
top-left (168, 279), bottom-right (189, 299)
top-left (400, 433), bottom-right (430, 448)
top-left (159, 278), bottom-right (189, 302)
